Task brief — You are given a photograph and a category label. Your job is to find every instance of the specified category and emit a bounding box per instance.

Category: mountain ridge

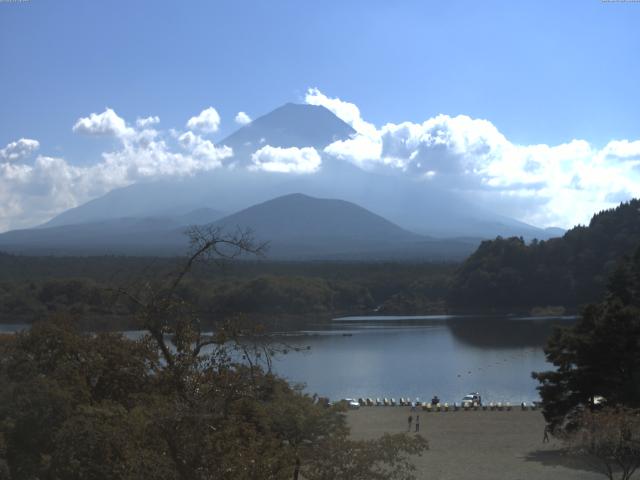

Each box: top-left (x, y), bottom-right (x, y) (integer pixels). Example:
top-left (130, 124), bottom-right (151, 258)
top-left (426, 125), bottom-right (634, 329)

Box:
top-left (34, 102), bottom-right (563, 241)
top-left (0, 193), bottom-right (480, 259)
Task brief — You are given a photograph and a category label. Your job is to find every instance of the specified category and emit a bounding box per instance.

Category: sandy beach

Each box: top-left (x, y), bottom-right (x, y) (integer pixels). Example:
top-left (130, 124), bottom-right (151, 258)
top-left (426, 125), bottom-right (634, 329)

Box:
top-left (347, 407), bottom-right (604, 480)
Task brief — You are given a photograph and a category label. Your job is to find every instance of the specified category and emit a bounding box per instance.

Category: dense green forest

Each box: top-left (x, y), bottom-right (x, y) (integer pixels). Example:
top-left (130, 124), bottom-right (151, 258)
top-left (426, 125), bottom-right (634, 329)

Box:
top-left (0, 255), bottom-right (454, 328)
top-left (2, 199), bottom-right (640, 327)
top-left (449, 199), bottom-right (640, 310)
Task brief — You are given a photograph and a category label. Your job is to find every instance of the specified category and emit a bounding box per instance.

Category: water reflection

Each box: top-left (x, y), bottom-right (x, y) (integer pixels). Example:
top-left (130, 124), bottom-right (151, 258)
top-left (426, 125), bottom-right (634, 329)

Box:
top-left (446, 316), bottom-right (576, 349)
top-left (268, 315), bottom-right (576, 403)
top-left (0, 315), bottom-right (576, 404)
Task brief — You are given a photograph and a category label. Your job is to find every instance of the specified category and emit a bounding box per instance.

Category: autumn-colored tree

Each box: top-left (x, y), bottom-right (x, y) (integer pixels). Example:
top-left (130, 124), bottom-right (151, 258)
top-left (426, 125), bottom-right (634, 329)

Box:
top-left (564, 407), bottom-right (640, 480)
top-left (0, 227), bottom-right (427, 480)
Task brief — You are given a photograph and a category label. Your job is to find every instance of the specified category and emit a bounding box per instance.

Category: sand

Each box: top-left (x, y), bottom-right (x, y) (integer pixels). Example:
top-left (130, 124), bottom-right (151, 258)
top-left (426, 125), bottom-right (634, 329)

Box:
top-left (346, 407), bottom-right (605, 480)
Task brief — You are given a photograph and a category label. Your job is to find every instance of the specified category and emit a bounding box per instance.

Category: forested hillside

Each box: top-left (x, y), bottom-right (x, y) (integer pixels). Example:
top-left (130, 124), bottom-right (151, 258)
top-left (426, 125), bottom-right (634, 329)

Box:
top-left (449, 199), bottom-right (640, 309)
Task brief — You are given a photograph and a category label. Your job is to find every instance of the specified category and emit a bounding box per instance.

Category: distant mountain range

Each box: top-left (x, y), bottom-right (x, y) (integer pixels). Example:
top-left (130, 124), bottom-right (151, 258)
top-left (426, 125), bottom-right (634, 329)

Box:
top-left (0, 193), bottom-right (480, 260)
top-left (0, 208), bottom-right (223, 256)
top-left (0, 102), bottom-right (565, 259)
top-left (40, 103), bottom-right (563, 239)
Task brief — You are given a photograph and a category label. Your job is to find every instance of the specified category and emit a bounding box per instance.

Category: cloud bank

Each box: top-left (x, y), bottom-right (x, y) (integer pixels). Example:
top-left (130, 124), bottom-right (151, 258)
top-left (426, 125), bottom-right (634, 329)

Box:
top-left (305, 88), bottom-right (640, 229)
top-left (2, 89), bottom-right (640, 232)
top-left (0, 108), bottom-right (232, 231)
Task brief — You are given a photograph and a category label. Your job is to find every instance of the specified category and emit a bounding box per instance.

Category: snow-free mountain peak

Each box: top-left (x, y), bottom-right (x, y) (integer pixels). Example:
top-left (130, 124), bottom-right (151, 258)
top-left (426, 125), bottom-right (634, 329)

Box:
top-left (213, 192), bottom-right (421, 242)
top-left (36, 102), bottom-right (563, 243)
top-left (221, 103), bottom-right (355, 160)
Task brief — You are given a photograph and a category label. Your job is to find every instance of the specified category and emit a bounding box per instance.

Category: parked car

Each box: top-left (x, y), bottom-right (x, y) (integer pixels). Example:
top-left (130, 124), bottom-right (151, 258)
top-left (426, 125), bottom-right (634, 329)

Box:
top-left (461, 392), bottom-right (482, 406)
top-left (343, 398), bottom-right (360, 409)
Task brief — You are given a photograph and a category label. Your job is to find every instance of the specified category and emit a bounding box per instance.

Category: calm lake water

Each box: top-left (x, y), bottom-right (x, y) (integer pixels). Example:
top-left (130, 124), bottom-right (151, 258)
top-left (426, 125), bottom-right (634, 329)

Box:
top-left (0, 315), bottom-right (576, 404)
top-left (266, 315), bottom-right (576, 404)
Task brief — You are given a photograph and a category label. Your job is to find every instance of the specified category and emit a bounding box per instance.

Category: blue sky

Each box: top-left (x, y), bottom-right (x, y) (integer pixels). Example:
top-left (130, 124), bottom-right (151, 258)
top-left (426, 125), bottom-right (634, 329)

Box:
top-left (2, 1), bottom-right (639, 153)
top-left (1, 0), bottom-right (640, 231)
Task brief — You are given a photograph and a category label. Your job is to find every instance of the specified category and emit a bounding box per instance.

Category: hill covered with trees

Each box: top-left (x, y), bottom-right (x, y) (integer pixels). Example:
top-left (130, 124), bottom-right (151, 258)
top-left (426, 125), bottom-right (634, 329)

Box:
top-left (449, 199), bottom-right (640, 310)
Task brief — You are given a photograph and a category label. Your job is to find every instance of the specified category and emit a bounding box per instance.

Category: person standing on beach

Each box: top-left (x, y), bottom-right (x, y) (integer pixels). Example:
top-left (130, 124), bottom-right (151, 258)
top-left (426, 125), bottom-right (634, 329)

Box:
top-left (415, 414), bottom-right (420, 432)
top-left (407, 414), bottom-right (413, 432)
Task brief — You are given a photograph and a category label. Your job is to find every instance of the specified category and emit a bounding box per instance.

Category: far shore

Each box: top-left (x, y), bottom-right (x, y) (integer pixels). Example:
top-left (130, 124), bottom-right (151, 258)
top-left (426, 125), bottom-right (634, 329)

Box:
top-left (347, 407), bottom-right (602, 480)
top-left (0, 308), bottom-right (580, 330)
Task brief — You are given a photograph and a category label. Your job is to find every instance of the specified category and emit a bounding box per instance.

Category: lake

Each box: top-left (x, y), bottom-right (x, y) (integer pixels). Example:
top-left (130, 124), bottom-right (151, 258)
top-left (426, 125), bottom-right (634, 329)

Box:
top-left (266, 315), bottom-right (575, 404)
top-left (0, 314), bottom-right (575, 405)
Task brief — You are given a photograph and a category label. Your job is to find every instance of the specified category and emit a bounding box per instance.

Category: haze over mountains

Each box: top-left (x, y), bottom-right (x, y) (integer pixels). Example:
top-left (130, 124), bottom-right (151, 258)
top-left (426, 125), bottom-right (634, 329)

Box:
top-left (0, 193), bottom-right (480, 259)
top-left (0, 103), bottom-right (565, 259)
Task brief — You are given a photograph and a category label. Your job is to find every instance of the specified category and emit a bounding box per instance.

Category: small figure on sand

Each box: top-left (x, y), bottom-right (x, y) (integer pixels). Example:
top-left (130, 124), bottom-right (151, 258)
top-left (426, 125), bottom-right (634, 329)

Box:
top-left (415, 414), bottom-right (420, 432)
top-left (543, 425), bottom-right (550, 443)
top-left (431, 395), bottom-right (440, 405)
top-left (407, 414), bottom-right (413, 432)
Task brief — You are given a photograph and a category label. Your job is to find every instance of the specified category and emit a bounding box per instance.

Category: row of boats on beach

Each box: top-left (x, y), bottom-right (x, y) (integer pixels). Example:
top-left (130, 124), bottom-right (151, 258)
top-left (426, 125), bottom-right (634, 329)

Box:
top-left (343, 393), bottom-right (541, 411)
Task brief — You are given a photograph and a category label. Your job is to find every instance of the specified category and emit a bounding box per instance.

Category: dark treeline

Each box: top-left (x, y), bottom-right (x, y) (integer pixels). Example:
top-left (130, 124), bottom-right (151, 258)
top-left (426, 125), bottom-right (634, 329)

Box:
top-left (3, 199), bottom-right (640, 327)
top-left (449, 199), bottom-right (640, 310)
top-left (533, 243), bottom-right (640, 429)
top-left (0, 254), bottom-right (455, 328)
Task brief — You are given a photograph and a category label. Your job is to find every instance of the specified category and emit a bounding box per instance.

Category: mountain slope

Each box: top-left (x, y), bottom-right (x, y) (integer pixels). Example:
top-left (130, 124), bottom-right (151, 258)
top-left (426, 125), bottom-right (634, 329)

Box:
top-left (44, 103), bottom-right (355, 228)
top-left (210, 193), bottom-right (482, 259)
top-left (214, 193), bottom-right (420, 242)
top-left (221, 102), bottom-right (356, 160)
top-left (211, 193), bottom-right (425, 258)
top-left (37, 102), bottom-right (560, 241)
top-left (0, 193), bottom-right (480, 259)
top-left (0, 208), bottom-right (224, 255)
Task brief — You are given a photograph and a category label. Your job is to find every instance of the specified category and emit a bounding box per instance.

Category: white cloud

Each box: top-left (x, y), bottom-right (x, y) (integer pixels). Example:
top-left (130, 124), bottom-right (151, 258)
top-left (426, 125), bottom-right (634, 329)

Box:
top-left (250, 145), bottom-right (321, 174)
top-left (4, 90), bottom-right (640, 233)
top-left (136, 116), bottom-right (160, 128)
top-left (600, 139), bottom-right (640, 161)
top-left (0, 156), bottom-right (98, 232)
top-left (309, 88), bottom-right (640, 228)
top-left (178, 131), bottom-right (233, 167)
top-left (305, 87), bottom-right (378, 138)
top-left (186, 107), bottom-right (221, 134)
top-left (234, 111), bottom-right (252, 125)
top-left (72, 108), bottom-right (134, 138)
top-left (0, 138), bottom-right (40, 162)
top-left (0, 106), bottom-right (235, 232)
top-left (323, 134), bottom-right (382, 168)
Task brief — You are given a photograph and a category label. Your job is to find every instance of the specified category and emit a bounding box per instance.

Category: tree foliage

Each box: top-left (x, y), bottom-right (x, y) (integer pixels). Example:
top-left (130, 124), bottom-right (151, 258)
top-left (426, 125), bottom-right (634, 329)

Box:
top-left (0, 228), bottom-right (428, 480)
top-left (450, 199), bottom-right (640, 309)
top-left (564, 407), bottom-right (640, 480)
top-left (0, 258), bottom-right (454, 328)
top-left (533, 246), bottom-right (640, 430)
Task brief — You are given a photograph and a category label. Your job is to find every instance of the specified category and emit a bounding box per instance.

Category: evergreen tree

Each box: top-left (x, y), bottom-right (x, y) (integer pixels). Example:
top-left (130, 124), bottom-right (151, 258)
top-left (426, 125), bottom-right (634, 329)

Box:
top-left (533, 247), bottom-right (640, 430)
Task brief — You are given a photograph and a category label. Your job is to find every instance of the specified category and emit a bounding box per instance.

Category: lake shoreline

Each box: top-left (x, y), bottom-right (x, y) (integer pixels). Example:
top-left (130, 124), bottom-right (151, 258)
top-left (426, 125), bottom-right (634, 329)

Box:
top-left (0, 306), bottom-right (580, 329)
top-left (2, 315), bottom-right (574, 404)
